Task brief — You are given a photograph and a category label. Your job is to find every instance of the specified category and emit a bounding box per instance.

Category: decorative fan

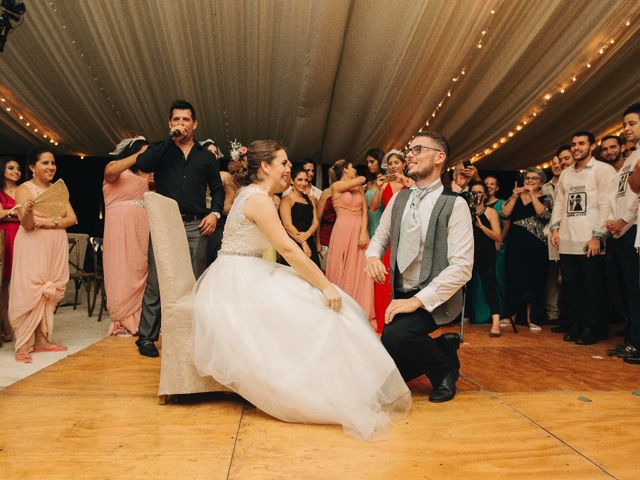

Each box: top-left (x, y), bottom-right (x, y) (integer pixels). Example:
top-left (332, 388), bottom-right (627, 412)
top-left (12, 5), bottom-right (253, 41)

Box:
top-left (13, 179), bottom-right (69, 217)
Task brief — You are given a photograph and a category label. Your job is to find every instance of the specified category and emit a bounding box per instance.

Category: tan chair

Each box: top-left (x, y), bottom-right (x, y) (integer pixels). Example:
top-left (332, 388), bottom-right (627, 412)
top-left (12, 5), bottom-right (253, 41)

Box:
top-left (143, 192), bottom-right (230, 403)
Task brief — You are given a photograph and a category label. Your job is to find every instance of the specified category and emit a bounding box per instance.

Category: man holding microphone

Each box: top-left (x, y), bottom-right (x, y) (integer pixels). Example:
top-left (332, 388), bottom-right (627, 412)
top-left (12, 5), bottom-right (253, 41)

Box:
top-left (134, 99), bottom-right (224, 357)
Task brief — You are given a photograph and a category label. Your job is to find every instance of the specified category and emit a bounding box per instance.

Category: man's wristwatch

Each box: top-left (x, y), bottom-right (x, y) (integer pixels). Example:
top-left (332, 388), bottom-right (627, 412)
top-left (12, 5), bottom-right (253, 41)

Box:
top-left (212, 211), bottom-right (221, 220)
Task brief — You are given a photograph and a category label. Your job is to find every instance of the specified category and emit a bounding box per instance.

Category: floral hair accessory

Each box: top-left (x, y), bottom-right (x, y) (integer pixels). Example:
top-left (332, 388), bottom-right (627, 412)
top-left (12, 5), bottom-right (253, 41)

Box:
top-left (229, 139), bottom-right (248, 161)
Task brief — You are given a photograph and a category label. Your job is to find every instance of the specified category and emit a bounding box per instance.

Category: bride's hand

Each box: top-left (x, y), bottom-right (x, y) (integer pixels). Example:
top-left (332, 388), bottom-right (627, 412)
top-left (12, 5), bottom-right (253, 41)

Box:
top-left (322, 285), bottom-right (342, 311)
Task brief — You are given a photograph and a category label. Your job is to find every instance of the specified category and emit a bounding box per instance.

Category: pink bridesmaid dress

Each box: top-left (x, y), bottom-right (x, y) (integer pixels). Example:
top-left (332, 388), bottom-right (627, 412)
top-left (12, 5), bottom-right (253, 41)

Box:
top-left (325, 189), bottom-right (375, 325)
top-left (102, 169), bottom-right (149, 335)
top-left (9, 181), bottom-right (70, 352)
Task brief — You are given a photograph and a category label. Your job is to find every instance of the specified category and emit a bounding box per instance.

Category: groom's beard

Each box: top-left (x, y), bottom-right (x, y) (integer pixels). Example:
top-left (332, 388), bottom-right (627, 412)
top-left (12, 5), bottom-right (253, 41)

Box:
top-left (408, 161), bottom-right (435, 181)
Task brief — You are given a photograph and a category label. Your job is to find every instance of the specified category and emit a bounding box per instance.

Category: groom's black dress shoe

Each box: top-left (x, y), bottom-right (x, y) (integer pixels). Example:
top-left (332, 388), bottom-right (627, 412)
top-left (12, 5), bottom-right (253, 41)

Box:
top-left (429, 370), bottom-right (456, 403)
top-left (435, 333), bottom-right (461, 380)
top-left (137, 340), bottom-right (159, 358)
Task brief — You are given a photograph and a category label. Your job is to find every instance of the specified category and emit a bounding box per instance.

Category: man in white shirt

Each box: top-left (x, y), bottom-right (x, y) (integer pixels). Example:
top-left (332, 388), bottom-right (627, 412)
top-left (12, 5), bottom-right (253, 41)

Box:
top-left (550, 131), bottom-right (616, 345)
top-left (618, 103), bottom-right (640, 363)
top-left (365, 131), bottom-right (473, 403)
top-left (283, 159), bottom-right (322, 200)
top-left (601, 135), bottom-right (637, 347)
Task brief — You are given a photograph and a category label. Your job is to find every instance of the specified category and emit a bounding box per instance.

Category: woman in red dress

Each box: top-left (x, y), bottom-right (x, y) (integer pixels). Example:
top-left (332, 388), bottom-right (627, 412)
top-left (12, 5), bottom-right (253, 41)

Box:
top-left (0, 156), bottom-right (22, 344)
top-left (368, 150), bottom-right (413, 333)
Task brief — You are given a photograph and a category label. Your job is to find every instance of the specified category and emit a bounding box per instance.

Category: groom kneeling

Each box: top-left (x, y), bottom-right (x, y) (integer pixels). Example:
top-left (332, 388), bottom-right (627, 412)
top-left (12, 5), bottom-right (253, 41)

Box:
top-left (365, 131), bottom-right (473, 403)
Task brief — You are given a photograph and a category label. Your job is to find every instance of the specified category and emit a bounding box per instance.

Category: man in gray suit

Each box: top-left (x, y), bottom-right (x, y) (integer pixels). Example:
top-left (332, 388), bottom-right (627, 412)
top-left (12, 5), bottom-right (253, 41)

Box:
top-left (365, 131), bottom-right (473, 403)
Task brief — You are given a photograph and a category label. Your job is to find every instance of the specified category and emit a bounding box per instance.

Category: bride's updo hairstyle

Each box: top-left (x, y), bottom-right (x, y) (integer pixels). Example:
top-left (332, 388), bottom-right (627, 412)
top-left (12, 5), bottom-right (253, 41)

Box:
top-left (233, 139), bottom-right (286, 186)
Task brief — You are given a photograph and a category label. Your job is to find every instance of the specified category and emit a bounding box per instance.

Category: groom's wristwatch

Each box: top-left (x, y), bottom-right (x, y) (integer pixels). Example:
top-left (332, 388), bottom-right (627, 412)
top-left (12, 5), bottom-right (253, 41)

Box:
top-left (212, 211), bottom-right (221, 220)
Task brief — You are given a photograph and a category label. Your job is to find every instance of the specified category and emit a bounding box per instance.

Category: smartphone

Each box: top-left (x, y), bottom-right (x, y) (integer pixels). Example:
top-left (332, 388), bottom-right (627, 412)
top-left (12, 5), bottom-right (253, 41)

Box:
top-left (462, 160), bottom-right (472, 168)
top-left (516, 172), bottom-right (524, 187)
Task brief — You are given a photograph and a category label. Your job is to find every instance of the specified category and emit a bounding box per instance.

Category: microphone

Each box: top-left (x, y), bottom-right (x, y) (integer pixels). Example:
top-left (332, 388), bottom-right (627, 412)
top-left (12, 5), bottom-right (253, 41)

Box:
top-left (170, 129), bottom-right (182, 138)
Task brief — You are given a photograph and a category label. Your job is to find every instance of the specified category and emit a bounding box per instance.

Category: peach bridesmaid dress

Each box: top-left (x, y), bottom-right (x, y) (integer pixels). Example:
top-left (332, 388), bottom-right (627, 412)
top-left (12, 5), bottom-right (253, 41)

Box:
top-left (325, 189), bottom-right (375, 325)
top-left (9, 181), bottom-right (69, 352)
top-left (102, 169), bottom-right (149, 335)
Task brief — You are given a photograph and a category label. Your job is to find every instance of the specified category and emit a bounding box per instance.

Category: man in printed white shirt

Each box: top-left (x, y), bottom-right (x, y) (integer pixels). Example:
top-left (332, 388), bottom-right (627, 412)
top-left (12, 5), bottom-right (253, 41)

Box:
top-left (619, 103), bottom-right (640, 364)
top-left (550, 131), bottom-right (616, 345)
top-left (601, 134), bottom-right (639, 359)
top-left (365, 131), bottom-right (473, 403)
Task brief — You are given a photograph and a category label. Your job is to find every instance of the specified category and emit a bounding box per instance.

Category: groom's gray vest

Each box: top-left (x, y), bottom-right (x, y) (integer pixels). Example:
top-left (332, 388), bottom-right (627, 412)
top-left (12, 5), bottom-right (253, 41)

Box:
top-left (389, 189), bottom-right (463, 325)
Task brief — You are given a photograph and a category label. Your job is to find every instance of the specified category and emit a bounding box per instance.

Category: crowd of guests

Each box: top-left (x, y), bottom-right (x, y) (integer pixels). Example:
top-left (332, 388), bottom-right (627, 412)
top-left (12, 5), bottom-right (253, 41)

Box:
top-left (1, 99), bottom-right (639, 368)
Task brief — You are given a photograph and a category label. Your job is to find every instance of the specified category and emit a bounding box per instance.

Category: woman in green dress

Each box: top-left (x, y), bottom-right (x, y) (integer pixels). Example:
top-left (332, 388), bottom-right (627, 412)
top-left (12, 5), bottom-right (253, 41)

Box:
top-left (364, 149), bottom-right (384, 238)
top-left (472, 175), bottom-right (509, 324)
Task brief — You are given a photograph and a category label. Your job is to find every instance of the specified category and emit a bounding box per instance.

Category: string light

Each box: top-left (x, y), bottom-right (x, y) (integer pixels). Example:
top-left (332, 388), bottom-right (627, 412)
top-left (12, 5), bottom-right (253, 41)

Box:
top-left (405, 0), bottom-right (504, 153)
top-left (0, 90), bottom-right (63, 147)
top-left (469, 12), bottom-right (637, 165)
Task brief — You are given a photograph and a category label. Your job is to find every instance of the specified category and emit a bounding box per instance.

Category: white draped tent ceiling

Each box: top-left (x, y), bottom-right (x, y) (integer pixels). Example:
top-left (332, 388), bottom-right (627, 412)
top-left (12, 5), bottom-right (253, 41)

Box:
top-left (1, 0), bottom-right (639, 170)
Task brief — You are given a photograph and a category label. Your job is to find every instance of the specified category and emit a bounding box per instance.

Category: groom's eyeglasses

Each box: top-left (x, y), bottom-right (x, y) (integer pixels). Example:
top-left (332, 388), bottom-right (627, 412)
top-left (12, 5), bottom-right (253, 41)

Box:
top-left (404, 145), bottom-right (443, 157)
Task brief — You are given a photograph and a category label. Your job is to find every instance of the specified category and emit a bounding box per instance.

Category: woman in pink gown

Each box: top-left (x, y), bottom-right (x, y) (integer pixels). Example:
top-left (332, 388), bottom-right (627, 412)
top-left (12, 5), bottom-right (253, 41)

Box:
top-left (10, 147), bottom-right (77, 362)
top-left (325, 160), bottom-right (375, 327)
top-left (103, 138), bottom-right (150, 335)
top-left (0, 156), bottom-right (22, 344)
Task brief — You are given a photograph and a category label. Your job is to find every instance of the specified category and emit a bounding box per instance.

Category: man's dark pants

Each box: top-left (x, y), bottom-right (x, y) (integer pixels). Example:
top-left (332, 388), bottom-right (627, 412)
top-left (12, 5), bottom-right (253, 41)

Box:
top-left (381, 290), bottom-right (450, 387)
top-left (137, 220), bottom-right (208, 346)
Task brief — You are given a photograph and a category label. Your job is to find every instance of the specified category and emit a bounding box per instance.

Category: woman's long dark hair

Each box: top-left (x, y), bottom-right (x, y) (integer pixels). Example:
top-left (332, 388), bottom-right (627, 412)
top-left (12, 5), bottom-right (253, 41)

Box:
top-left (366, 148), bottom-right (384, 182)
top-left (291, 162), bottom-right (311, 205)
top-left (0, 155), bottom-right (21, 191)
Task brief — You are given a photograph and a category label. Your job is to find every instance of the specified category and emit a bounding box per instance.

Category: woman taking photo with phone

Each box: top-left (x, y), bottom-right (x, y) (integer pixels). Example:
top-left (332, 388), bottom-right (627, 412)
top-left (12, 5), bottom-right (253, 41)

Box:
top-left (469, 181), bottom-right (502, 336)
top-left (501, 167), bottom-right (552, 331)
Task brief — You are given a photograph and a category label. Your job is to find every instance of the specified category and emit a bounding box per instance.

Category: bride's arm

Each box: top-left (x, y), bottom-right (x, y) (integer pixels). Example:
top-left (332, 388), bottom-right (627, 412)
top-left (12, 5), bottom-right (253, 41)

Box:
top-left (245, 194), bottom-right (341, 311)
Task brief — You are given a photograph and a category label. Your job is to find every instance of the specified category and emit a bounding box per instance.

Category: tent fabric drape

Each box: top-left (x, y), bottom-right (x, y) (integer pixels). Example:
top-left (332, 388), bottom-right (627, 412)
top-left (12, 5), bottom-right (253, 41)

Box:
top-left (1, 0), bottom-right (639, 170)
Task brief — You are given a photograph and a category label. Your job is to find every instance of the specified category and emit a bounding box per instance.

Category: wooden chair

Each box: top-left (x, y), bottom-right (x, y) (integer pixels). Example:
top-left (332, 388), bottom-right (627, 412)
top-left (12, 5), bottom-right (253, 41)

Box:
top-left (88, 237), bottom-right (106, 322)
top-left (67, 236), bottom-right (94, 313)
top-left (143, 192), bottom-right (231, 404)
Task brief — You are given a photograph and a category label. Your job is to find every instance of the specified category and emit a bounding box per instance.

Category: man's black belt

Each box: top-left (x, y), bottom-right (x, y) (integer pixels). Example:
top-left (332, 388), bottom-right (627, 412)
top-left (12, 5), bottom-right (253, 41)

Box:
top-left (180, 213), bottom-right (205, 222)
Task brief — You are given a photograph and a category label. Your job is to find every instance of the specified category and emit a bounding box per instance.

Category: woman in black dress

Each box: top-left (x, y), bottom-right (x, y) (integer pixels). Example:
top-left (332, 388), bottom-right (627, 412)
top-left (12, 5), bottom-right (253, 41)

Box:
top-left (470, 182), bottom-right (503, 337)
top-left (501, 167), bottom-right (552, 331)
top-left (279, 163), bottom-right (320, 267)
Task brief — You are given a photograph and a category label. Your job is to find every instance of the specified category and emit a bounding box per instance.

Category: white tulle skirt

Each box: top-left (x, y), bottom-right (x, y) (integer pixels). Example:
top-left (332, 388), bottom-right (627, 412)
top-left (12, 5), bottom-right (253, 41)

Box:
top-left (192, 255), bottom-right (412, 440)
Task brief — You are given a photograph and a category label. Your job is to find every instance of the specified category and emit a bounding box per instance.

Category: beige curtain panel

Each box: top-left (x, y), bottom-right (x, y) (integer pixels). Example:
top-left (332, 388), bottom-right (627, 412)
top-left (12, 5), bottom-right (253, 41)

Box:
top-left (1, 0), bottom-right (639, 169)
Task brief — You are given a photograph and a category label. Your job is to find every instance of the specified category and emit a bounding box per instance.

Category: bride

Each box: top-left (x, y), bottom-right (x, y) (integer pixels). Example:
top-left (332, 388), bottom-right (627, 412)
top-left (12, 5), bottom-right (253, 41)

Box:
top-left (192, 140), bottom-right (411, 440)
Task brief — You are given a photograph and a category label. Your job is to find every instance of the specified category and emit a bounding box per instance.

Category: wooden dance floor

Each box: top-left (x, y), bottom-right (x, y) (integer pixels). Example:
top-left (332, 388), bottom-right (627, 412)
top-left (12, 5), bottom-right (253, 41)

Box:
top-left (1, 324), bottom-right (638, 479)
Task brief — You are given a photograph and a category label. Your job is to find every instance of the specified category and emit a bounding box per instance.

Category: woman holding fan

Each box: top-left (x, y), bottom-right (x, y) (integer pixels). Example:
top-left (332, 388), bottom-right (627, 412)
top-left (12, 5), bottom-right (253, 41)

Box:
top-left (9, 147), bottom-right (77, 362)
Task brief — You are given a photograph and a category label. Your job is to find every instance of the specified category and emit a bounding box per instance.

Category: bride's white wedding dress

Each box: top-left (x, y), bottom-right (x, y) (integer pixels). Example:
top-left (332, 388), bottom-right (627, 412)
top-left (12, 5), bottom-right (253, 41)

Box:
top-left (192, 185), bottom-right (411, 440)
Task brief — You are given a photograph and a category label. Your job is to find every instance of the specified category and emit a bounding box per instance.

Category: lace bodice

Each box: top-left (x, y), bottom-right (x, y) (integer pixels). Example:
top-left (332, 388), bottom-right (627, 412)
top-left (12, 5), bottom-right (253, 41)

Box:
top-left (219, 186), bottom-right (271, 256)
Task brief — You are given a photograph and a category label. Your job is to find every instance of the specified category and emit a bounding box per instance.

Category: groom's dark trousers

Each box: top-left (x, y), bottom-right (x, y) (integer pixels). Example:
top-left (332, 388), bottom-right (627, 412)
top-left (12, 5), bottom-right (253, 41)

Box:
top-left (381, 289), bottom-right (450, 387)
